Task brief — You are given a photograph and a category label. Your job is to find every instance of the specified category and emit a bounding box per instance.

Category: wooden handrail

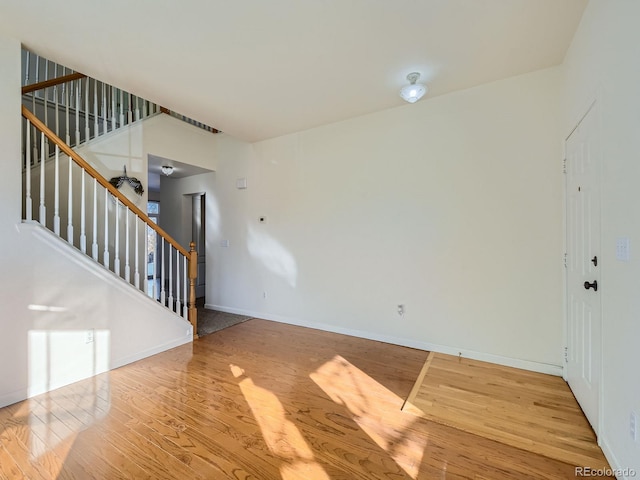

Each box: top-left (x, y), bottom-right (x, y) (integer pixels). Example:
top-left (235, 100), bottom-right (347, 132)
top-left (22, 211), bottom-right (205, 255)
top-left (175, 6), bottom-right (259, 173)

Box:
top-left (22, 105), bottom-right (189, 258)
top-left (22, 72), bottom-right (87, 95)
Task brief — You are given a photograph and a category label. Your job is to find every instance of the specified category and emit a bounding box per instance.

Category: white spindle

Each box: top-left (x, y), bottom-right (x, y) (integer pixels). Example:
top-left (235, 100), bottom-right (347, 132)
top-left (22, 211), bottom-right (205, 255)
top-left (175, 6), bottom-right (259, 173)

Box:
top-left (85, 77), bottom-right (91, 142)
top-left (54, 85), bottom-right (59, 137)
top-left (111, 86), bottom-right (116, 131)
top-left (160, 238), bottom-right (165, 304)
top-left (67, 156), bottom-right (73, 243)
top-left (119, 89), bottom-right (124, 126)
top-left (75, 80), bottom-right (80, 146)
top-left (173, 250), bottom-right (180, 315)
top-left (53, 146), bottom-right (60, 236)
top-left (25, 121), bottom-right (32, 221)
top-left (103, 189), bottom-right (109, 268)
top-left (44, 86), bottom-right (49, 129)
top-left (125, 207), bottom-right (130, 283)
top-left (34, 55), bottom-right (40, 97)
top-left (152, 230), bottom-right (157, 299)
top-left (94, 80), bottom-right (99, 138)
top-left (24, 50), bottom-right (30, 85)
top-left (143, 99), bottom-right (148, 118)
top-left (175, 249), bottom-right (180, 314)
top-left (168, 244), bottom-right (174, 310)
top-left (65, 83), bottom-right (70, 145)
top-left (102, 82), bottom-right (107, 135)
top-left (92, 178), bottom-right (98, 261)
top-left (114, 199), bottom-right (120, 275)
top-left (39, 133), bottom-right (46, 224)
top-left (183, 256), bottom-right (188, 320)
top-left (134, 216), bottom-right (140, 289)
top-left (135, 96), bottom-right (140, 121)
top-left (80, 169), bottom-right (87, 253)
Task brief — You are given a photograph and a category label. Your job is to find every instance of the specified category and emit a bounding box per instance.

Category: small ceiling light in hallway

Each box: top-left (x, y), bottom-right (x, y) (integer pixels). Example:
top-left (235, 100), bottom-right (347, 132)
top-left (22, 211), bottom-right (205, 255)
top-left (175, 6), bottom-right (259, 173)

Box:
top-left (161, 165), bottom-right (174, 176)
top-left (399, 72), bottom-right (427, 103)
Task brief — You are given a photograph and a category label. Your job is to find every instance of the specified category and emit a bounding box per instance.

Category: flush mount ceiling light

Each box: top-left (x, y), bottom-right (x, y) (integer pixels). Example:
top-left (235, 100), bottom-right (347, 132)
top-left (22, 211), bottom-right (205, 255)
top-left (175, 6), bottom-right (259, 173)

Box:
top-left (161, 165), bottom-right (174, 176)
top-left (399, 72), bottom-right (428, 104)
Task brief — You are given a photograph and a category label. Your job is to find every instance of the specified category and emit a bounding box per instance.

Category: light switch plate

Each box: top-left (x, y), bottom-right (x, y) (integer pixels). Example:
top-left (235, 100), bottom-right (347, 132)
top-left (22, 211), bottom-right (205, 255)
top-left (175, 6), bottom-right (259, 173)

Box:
top-left (616, 237), bottom-right (630, 261)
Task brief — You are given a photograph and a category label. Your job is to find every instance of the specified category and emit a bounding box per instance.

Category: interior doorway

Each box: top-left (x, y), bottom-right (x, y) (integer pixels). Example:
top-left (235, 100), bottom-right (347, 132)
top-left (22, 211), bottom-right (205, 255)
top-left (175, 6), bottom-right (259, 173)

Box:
top-left (191, 193), bottom-right (206, 298)
top-left (565, 102), bottom-right (602, 436)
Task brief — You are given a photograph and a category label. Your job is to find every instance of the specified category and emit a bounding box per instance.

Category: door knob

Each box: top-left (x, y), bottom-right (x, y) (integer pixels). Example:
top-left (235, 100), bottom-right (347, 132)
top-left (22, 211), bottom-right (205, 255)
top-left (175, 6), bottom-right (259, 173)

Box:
top-left (591, 256), bottom-right (598, 266)
top-left (584, 280), bottom-right (598, 291)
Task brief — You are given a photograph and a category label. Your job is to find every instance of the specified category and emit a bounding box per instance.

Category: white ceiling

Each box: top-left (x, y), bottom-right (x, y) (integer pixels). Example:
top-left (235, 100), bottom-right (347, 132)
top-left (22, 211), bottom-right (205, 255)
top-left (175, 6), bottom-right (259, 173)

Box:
top-left (0, 0), bottom-right (587, 142)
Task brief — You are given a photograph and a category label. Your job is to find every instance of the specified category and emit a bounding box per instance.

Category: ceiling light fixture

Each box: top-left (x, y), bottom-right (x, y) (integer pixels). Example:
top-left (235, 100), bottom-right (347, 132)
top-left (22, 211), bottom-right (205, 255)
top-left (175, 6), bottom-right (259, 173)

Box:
top-left (399, 72), bottom-right (427, 104)
top-left (161, 165), bottom-right (174, 176)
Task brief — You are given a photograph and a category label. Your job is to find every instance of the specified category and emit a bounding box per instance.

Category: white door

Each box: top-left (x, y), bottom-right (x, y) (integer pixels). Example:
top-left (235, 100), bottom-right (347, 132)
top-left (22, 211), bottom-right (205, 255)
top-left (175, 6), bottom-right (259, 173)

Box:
top-left (565, 104), bottom-right (601, 434)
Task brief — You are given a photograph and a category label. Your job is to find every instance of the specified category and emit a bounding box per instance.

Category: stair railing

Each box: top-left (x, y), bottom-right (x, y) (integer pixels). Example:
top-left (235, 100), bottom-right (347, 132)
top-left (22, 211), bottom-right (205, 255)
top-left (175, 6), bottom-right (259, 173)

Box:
top-left (22, 49), bottom-right (219, 152)
top-left (22, 105), bottom-right (198, 337)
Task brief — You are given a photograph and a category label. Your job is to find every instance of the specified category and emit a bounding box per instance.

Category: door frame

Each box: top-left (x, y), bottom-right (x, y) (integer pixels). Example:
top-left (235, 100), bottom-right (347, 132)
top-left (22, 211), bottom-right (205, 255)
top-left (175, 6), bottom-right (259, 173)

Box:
top-left (563, 97), bottom-right (604, 439)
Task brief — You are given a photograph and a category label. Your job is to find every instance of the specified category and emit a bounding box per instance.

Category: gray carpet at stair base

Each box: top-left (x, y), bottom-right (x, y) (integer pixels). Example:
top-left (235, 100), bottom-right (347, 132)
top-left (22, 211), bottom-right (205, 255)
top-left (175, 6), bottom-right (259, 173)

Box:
top-left (197, 306), bottom-right (252, 337)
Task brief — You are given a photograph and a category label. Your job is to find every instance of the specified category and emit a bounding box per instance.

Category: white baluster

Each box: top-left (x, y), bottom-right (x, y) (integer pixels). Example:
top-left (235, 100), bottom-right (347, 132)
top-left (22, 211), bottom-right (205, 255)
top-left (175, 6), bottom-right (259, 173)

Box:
top-left (39, 133), bottom-right (46, 224)
top-left (143, 99), bottom-right (148, 118)
top-left (25, 120), bottom-right (32, 221)
top-left (152, 230), bottom-right (157, 299)
top-left (111, 86), bottom-right (116, 131)
top-left (44, 86), bottom-right (49, 131)
top-left (54, 85), bottom-right (59, 137)
top-left (85, 77), bottom-right (91, 142)
top-left (168, 244), bottom-right (174, 310)
top-left (183, 256), bottom-right (188, 320)
top-left (160, 238), bottom-right (165, 305)
top-left (94, 80), bottom-right (99, 138)
top-left (24, 50), bottom-right (30, 86)
top-left (80, 169), bottom-right (86, 253)
top-left (114, 198), bottom-right (120, 275)
top-left (75, 80), bottom-right (80, 146)
top-left (104, 189), bottom-right (109, 269)
top-left (34, 55), bottom-right (40, 98)
top-left (125, 207), bottom-right (130, 283)
top-left (67, 156), bottom-right (73, 243)
top-left (134, 216), bottom-right (140, 289)
top-left (175, 249), bottom-right (180, 314)
top-left (135, 96), bottom-right (140, 121)
top-left (92, 178), bottom-right (98, 261)
top-left (53, 145), bottom-right (60, 236)
top-left (65, 82), bottom-right (70, 145)
top-left (119, 89), bottom-right (125, 126)
top-left (102, 82), bottom-right (107, 135)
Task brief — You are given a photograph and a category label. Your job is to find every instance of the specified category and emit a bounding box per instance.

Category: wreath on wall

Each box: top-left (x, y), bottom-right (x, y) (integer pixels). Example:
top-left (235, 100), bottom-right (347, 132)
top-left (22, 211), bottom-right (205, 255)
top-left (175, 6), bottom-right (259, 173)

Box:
top-left (109, 166), bottom-right (144, 196)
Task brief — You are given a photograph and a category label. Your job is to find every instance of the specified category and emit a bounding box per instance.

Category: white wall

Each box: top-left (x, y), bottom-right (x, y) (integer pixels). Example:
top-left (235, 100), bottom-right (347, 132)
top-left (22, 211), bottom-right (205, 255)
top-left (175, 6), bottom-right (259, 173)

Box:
top-left (0, 35), bottom-right (192, 408)
top-left (564, 1), bottom-right (640, 475)
top-left (207, 67), bottom-right (564, 373)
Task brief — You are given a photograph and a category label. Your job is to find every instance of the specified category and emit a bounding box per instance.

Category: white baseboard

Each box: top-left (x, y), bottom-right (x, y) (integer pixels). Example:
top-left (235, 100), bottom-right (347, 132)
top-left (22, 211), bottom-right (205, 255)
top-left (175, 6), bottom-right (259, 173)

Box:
top-left (206, 304), bottom-right (563, 376)
top-left (600, 437), bottom-right (636, 480)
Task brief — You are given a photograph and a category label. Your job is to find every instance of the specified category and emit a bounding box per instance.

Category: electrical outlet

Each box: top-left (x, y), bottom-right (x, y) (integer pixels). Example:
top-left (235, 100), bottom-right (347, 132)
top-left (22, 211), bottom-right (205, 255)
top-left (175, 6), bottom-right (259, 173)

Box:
top-left (85, 329), bottom-right (94, 344)
top-left (397, 304), bottom-right (405, 316)
top-left (631, 411), bottom-right (638, 442)
top-left (263, 291), bottom-right (268, 299)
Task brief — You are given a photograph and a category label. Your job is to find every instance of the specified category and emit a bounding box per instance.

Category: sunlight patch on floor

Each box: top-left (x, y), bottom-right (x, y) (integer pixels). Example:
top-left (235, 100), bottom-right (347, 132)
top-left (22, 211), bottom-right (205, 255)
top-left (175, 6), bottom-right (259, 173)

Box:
top-left (310, 355), bottom-right (427, 479)
top-left (230, 363), bottom-right (330, 480)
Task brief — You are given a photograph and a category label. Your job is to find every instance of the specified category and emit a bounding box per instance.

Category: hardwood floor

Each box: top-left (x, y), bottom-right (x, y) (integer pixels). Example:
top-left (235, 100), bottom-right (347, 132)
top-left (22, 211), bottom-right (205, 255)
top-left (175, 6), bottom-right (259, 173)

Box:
top-left (0, 319), bottom-right (613, 479)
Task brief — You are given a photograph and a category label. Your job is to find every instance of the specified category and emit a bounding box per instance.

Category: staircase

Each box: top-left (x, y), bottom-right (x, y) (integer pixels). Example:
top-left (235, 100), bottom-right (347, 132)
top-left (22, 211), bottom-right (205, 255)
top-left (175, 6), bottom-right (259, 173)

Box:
top-left (20, 49), bottom-right (208, 338)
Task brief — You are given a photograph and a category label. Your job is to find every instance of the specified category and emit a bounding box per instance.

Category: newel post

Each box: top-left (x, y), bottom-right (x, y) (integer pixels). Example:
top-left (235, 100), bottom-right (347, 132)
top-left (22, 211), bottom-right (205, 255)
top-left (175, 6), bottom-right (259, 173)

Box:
top-left (188, 241), bottom-right (198, 339)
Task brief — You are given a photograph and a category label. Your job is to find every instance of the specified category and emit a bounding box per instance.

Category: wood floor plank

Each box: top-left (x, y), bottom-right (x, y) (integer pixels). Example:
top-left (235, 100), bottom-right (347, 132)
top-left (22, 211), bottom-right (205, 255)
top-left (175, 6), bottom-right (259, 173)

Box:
top-left (405, 353), bottom-right (612, 474)
top-left (0, 319), bottom-right (613, 479)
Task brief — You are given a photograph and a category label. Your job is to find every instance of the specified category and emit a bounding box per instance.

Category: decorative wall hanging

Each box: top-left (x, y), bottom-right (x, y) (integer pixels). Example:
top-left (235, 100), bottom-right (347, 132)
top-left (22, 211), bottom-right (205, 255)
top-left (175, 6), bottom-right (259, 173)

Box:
top-left (109, 166), bottom-right (144, 196)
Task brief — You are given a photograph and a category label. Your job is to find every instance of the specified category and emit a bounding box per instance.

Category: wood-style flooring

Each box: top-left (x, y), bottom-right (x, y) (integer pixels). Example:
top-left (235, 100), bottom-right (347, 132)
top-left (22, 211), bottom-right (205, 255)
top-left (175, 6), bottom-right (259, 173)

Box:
top-left (0, 319), bottom-right (612, 479)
